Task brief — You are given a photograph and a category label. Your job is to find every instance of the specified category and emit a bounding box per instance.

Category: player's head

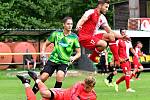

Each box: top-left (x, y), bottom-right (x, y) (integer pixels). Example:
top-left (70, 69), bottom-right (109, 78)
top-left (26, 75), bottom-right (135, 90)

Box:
top-left (136, 41), bottom-right (143, 48)
top-left (63, 16), bottom-right (73, 31)
top-left (84, 76), bottom-right (96, 92)
top-left (97, 0), bottom-right (110, 14)
top-left (120, 29), bottom-right (126, 36)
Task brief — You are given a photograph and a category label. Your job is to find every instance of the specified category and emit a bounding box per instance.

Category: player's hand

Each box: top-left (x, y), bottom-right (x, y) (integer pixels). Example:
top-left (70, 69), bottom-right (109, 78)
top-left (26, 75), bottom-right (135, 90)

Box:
top-left (75, 26), bottom-right (82, 31)
top-left (70, 56), bottom-right (75, 63)
top-left (122, 35), bottom-right (131, 41)
top-left (41, 51), bottom-right (46, 59)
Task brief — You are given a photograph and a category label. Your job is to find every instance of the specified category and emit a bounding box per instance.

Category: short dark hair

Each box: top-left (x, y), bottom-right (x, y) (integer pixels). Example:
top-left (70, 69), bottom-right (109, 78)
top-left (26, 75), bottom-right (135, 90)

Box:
top-left (98, 0), bottom-right (110, 4)
top-left (136, 41), bottom-right (142, 45)
top-left (62, 16), bottom-right (72, 23)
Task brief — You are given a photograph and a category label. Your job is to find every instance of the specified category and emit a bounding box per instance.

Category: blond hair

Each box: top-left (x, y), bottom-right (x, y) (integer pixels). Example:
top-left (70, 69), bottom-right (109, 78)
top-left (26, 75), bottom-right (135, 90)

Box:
top-left (84, 76), bottom-right (96, 87)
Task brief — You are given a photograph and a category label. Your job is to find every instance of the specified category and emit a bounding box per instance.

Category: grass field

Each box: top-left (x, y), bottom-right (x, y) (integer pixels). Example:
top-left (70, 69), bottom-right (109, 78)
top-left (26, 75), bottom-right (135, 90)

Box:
top-left (0, 69), bottom-right (150, 100)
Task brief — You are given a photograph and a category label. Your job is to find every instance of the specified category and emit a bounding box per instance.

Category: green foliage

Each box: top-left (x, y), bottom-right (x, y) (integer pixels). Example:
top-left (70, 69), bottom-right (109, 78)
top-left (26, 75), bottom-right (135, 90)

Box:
top-left (0, 0), bottom-right (126, 29)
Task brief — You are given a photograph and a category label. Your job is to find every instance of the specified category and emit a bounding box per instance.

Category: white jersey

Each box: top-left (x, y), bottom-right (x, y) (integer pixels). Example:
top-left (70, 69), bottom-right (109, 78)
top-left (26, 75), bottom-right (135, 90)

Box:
top-left (125, 41), bottom-right (133, 58)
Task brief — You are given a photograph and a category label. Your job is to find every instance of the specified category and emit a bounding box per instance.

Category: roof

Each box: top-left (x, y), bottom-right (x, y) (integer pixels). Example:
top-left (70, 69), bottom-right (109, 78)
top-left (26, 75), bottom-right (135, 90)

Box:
top-left (111, 0), bottom-right (128, 5)
top-left (0, 29), bottom-right (62, 36)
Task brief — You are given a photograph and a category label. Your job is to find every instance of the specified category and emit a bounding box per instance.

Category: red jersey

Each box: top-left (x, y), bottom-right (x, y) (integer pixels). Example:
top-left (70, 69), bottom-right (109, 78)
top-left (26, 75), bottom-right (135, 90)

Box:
top-left (52, 82), bottom-right (97, 100)
top-left (134, 47), bottom-right (142, 58)
top-left (116, 39), bottom-right (128, 59)
top-left (78, 8), bottom-right (109, 41)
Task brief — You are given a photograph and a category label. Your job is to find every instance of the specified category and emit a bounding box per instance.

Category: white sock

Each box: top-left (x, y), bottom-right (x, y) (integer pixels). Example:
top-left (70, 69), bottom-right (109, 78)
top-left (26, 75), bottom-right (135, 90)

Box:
top-left (36, 79), bottom-right (41, 84)
top-left (24, 83), bottom-right (30, 88)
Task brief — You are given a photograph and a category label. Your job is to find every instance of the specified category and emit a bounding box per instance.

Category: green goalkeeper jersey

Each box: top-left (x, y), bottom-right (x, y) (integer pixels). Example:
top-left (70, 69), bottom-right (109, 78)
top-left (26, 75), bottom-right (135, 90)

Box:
top-left (48, 31), bottom-right (80, 64)
top-left (106, 47), bottom-right (113, 63)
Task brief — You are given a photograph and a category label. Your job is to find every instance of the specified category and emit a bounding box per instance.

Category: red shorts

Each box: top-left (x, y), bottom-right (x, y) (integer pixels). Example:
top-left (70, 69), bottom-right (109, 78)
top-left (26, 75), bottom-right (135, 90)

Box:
top-left (79, 33), bottom-right (104, 50)
top-left (120, 61), bottom-right (131, 73)
top-left (133, 56), bottom-right (142, 69)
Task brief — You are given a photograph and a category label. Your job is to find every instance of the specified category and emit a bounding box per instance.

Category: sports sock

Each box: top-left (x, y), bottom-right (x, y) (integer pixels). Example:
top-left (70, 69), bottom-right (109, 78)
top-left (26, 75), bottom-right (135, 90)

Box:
top-left (116, 75), bottom-right (125, 84)
top-left (54, 81), bottom-right (62, 88)
top-left (107, 73), bottom-right (114, 83)
top-left (109, 41), bottom-right (119, 61)
top-left (32, 83), bottom-right (39, 94)
top-left (125, 75), bottom-right (130, 89)
top-left (136, 71), bottom-right (141, 78)
top-left (109, 73), bottom-right (114, 83)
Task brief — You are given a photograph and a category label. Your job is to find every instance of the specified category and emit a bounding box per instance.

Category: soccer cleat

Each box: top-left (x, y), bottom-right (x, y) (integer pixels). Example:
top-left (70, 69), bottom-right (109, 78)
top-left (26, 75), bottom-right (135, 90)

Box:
top-left (16, 75), bottom-right (30, 84)
top-left (88, 54), bottom-right (99, 63)
top-left (114, 82), bottom-right (119, 92)
top-left (126, 88), bottom-right (135, 92)
top-left (28, 71), bottom-right (38, 81)
top-left (104, 79), bottom-right (109, 87)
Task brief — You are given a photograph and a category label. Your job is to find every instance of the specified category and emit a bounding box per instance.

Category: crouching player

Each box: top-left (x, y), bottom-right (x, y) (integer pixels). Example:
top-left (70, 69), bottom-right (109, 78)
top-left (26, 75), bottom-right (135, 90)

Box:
top-left (16, 71), bottom-right (97, 100)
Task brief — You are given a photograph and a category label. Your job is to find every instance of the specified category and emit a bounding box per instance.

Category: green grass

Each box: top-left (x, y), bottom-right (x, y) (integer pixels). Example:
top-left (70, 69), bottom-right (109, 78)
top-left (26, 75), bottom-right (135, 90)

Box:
top-left (0, 70), bottom-right (150, 100)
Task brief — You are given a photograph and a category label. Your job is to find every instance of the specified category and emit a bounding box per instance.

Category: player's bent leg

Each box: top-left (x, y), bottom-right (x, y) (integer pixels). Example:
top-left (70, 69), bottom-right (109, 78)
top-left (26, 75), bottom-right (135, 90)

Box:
top-left (36, 79), bottom-right (51, 98)
top-left (29, 71), bottom-right (49, 94)
top-left (54, 70), bottom-right (65, 88)
top-left (88, 40), bottom-right (107, 62)
top-left (16, 75), bottom-right (36, 100)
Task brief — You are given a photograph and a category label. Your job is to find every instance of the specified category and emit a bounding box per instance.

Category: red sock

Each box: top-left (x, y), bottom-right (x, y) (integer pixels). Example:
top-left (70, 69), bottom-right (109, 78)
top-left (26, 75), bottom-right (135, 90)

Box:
top-left (25, 87), bottom-right (36, 100)
top-left (116, 75), bottom-right (125, 84)
top-left (125, 75), bottom-right (130, 89)
top-left (109, 41), bottom-right (119, 61)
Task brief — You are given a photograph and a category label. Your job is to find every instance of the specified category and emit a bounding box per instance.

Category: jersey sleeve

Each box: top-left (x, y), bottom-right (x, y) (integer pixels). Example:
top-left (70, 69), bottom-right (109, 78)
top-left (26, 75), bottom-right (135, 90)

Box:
top-left (128, 41), bottom-right (133, 48)
top-left (48, 31), bottom-right (56, 43)
top-left (83, 9), bottom-right (94, 20)
top-left (101, 14), bottom-right (109, 27)
top-left (116, 40), bottom-right (119, 46)
top-left (74, 37), bottom-right (80, 48)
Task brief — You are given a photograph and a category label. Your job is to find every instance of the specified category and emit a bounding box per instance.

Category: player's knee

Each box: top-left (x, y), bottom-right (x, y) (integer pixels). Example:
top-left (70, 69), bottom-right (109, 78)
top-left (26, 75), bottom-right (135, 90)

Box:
top-left (96, 40), bottom-right (107, 47)
top-left (56, 71), bottom-right (65, 81)
top-left (108, 33), bottom-right (115, 41)
top-left (41, 90), bottom-right (51, 98)
top-left (40, 73), bottom-right (49, 82)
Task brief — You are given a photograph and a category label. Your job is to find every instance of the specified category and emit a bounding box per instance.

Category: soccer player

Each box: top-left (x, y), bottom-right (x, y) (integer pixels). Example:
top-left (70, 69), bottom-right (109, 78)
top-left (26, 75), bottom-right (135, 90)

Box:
top-left (16, 71), bottom-right (97, 100)
top-left (76, 0), bottom-right (129, 66)
top-left (104, 46), bottom-right (117, 87)
top-left (114, 29), bottom-right (136, 92)
top-left (132, 41), bottom-right (145, 80)
top-left (32, 16), bottom-right (81, 94)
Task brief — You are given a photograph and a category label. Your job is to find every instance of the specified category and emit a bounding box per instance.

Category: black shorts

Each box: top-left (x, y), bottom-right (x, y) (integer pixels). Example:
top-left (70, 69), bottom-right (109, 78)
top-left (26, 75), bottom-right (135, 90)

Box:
top-left (49, 89), bottom-right (54, 100)
top-left (40, 61), bottom-right (68, 76)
